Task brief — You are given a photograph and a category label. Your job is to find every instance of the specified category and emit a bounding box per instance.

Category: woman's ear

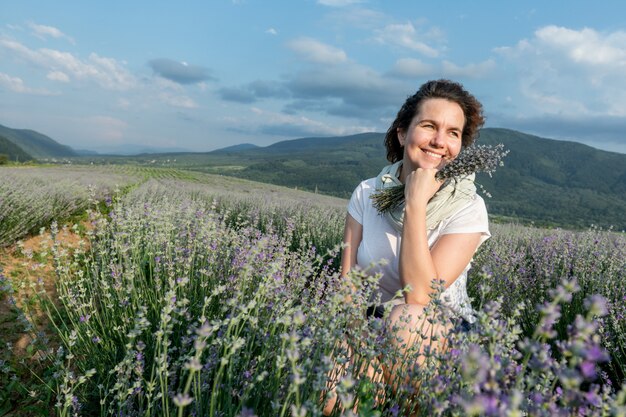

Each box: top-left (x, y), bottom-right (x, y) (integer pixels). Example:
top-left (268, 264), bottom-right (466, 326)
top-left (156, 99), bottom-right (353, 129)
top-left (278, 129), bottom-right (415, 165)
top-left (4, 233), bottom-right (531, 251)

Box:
top-left (397, 128), bottom-right (405, 146)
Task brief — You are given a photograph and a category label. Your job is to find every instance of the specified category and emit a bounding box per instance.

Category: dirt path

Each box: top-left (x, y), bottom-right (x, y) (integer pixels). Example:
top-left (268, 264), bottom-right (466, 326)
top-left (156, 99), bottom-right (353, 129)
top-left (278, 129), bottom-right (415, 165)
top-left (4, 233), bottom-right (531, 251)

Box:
top-left (0, 224), bottom-right (90, 358)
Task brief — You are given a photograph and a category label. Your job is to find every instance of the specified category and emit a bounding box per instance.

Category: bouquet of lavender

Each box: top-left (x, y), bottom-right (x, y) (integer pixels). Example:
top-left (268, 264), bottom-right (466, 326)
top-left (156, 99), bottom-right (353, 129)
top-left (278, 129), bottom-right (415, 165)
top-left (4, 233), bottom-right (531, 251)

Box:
top-left (371, 143), bottom-right (509, 213)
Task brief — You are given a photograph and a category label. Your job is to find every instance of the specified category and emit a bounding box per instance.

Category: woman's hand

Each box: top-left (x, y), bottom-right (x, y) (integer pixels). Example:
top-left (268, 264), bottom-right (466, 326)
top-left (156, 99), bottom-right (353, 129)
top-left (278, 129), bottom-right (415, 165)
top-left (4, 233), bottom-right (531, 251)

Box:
top-left (403, 168), bottom-right (443, 207)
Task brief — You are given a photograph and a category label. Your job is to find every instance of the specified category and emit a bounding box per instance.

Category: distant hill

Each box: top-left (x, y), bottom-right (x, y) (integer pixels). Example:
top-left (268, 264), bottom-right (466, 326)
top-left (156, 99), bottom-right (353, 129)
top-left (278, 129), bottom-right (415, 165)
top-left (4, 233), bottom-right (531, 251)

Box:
top-left (88, 144), bottom-right (192, 156)
top-left (0, 134), bottom-right (34, 162)
top-left (212, 143), bottom-right (260, 153)
top-left (68, 127), bottom-right (626, 230)
top-left (0, 123), bottom-right (76, 158)
top-left (472, 128), bottom-right (626, 229)
top-left (203, 129), bottom-right (626, 230)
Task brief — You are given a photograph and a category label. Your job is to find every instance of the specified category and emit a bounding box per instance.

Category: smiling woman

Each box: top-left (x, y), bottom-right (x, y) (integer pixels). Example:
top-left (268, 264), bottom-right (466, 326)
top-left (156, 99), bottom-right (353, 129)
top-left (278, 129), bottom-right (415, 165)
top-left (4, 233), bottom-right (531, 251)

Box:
top-left (324, 79), bottom-right (489, 414)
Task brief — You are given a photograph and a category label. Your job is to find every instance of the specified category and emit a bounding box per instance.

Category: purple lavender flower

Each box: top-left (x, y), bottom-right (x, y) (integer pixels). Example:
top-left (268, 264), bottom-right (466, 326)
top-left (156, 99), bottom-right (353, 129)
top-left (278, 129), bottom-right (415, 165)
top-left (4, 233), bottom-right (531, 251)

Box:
top-left (580, 361), bottom-right (597, 379)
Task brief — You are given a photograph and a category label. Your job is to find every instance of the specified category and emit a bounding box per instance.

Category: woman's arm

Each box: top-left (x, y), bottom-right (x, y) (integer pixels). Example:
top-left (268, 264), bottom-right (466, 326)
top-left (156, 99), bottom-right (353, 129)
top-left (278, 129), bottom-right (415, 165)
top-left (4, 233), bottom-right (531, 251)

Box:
top-left (341, 213), bottom-right (362, 278)
top-left (339, 213), bottom-right (363, 304)
top-left (400, 168), bottom-right (482, 305)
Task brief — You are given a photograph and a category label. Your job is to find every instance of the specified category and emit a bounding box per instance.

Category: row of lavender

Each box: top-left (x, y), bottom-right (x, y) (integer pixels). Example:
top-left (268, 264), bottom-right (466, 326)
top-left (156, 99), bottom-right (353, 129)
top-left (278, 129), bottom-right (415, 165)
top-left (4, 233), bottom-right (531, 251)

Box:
top-left (43, 179), bottom-right (625, 416)
top-left (0, 166), bottom-right (142, 247)
top-left (472, 223), bottom-right (626, 385)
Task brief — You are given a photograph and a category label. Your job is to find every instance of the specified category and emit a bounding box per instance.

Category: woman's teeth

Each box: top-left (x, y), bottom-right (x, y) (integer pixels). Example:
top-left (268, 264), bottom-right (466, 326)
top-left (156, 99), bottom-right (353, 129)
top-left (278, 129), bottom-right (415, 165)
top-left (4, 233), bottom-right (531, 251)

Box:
top-left (424, 150), bottom-right (443, 158)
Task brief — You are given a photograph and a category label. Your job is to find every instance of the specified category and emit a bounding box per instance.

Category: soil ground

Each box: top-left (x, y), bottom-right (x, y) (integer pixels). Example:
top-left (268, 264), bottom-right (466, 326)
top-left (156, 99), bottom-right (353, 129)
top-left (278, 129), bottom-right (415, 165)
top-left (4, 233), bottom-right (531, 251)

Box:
top-left (0, 224), bottom-right (91, 416)
top-left (0, 224), bottom-right (89, 358)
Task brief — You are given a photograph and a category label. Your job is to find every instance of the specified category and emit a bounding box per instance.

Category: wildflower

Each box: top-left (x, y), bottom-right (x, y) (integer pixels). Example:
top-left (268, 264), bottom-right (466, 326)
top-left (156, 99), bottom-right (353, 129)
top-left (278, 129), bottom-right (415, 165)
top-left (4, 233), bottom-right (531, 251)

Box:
top-left (585, 294), bottom-right (609, 317)
top-left (184, 357), bottom-right (203, 372)
top-left (371, 143), bottom-right (509, 213)
top-left (290, 405), bottom-right (308, 417)
top-left (172, 393), bottom-right (193, 407)
top-left (580, 361), bottom-right (597, 379)
top-left (585, 345), bottom-right (609, 363)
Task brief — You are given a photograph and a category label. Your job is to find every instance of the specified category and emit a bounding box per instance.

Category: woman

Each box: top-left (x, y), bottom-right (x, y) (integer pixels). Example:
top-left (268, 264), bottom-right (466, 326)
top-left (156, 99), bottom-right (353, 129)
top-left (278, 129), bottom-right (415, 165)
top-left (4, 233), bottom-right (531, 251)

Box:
top-left (328, 79), bottom-right (490, 411)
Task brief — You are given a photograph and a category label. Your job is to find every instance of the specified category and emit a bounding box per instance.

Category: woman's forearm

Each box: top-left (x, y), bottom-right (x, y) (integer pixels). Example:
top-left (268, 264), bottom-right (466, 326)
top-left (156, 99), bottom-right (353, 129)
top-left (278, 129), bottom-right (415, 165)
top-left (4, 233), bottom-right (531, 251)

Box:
top-left (400, 201), bottom-right (437, 305)
top-left (341, 214), bottom-right (363, 301)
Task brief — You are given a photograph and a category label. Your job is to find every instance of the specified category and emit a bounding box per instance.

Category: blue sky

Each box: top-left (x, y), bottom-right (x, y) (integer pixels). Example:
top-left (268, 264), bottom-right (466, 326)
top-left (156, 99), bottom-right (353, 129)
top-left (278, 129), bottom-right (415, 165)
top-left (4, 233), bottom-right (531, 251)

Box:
top-left (1, 0), bottom-right (626, 154)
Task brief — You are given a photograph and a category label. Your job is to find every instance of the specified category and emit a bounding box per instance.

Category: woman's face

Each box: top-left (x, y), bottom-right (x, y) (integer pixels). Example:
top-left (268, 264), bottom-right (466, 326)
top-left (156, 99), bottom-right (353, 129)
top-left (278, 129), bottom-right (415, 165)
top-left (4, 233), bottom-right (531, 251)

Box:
top-left (398, 98), bottom-right (465, 176)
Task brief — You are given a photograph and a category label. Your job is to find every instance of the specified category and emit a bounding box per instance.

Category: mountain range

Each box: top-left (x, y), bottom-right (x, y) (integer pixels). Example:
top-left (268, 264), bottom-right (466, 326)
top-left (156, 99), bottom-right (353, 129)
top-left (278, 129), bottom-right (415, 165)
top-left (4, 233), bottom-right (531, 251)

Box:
top-left (1, 122), bottom-right (624, 230)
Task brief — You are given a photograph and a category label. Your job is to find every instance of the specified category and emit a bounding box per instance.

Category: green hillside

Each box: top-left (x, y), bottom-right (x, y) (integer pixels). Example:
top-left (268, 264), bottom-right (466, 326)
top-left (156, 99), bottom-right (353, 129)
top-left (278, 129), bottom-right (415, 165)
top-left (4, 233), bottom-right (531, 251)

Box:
top-left (475, 129), bottom-right (626, 229)
top-left (0, 135), bottom-right (34, 163)
top-left (70, 128), bottom-right (626, 230)
top-left (214, 129), bottom-right (626, 230)
top-left (0, 123), bottom-right (76, 158)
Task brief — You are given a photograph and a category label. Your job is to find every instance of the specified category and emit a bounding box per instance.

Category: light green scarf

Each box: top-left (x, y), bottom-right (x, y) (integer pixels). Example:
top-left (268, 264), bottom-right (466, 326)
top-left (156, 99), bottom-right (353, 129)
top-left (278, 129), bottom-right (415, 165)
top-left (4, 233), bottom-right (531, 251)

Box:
top-left (375, 161), bottom-right (477, 232)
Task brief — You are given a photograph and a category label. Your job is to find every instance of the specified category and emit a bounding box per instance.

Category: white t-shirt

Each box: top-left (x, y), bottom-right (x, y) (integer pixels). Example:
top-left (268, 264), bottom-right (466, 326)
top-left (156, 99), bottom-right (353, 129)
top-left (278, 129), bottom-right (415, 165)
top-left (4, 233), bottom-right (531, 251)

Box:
top-left (347, 177), bottom-right (491, 322)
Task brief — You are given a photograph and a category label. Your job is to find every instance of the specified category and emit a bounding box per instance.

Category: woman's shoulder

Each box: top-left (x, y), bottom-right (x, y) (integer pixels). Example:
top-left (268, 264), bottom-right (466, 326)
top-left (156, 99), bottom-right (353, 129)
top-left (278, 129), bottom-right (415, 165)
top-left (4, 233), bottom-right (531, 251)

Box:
top-left (352, 177), bottom-right (377, 195)
top-left (439, 194), bottom-right (489, 234)
top-left (348, 177), bottom-right (379, 222)
top-left (465, 193), bottom-right (488, 213)
top-left (454, 194), bottom-right (489, 220)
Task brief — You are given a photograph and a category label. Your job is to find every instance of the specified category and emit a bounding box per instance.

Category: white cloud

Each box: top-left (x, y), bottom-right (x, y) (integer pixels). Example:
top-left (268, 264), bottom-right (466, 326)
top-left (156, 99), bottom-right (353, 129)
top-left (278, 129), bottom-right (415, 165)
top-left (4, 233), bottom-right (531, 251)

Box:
top-left (373, 22), bottom-right (441, 57)
top-left (441, 59), bottom-right (496, 78)
top-left (242, 107), bottom-right (375, 137)
top-left (46, 70), bottom-right (69, 82)
top-left (27, 22), bottom-right (75, 44)
top-left (535, 26), bottom-right (626, 66)
top-left (0, 38), bottom-right (136, 90)
top-left (87, 53), bottom-right (136, 89)
top-left (495, 25), bottom-right (626, 117)
top-left (287, 37), bottom-right (348, 64)
top-left (389, 57), bottom-right (494, 80)
top-left (86, 116), bottom-right (127, 142)
top-left (0, 72), bottom-right (55, 95)
top-left (390, 58), bottom-right (434, 78)
top-left (266, 28), bottom-right (278, 35)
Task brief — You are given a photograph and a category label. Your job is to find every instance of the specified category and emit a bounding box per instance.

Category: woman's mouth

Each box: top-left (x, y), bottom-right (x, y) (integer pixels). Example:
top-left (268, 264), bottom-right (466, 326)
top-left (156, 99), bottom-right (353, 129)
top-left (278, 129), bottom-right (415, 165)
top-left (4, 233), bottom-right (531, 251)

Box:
top-left (422, 149), bottom-right (444, 159)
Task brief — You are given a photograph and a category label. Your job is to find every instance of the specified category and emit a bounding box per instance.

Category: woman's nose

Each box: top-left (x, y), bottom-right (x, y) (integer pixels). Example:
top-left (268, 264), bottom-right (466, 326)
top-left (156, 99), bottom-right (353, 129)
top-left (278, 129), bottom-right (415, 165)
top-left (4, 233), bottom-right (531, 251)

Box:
top-left (430, 130), bottom-right (446, 147)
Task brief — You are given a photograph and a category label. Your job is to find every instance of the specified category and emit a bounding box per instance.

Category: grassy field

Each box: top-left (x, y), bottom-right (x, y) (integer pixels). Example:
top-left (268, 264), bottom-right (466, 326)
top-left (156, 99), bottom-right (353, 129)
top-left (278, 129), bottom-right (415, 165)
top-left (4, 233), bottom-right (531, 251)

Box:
top-left (0, 165), bottom-right (625, 416)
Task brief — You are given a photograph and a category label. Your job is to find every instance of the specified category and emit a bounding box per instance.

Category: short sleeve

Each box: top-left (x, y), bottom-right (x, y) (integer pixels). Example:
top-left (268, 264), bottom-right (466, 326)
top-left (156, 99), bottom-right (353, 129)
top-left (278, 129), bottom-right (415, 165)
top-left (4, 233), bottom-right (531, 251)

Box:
top-left (440, 195), bottom-right (491, 246)
top-left (347, 181), bottom-right (366, 225)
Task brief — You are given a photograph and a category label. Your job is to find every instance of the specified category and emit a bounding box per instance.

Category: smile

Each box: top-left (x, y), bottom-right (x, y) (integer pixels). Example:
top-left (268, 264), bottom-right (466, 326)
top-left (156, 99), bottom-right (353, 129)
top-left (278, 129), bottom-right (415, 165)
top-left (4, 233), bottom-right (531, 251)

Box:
top-left (423, 150), bottom-right (444, 159)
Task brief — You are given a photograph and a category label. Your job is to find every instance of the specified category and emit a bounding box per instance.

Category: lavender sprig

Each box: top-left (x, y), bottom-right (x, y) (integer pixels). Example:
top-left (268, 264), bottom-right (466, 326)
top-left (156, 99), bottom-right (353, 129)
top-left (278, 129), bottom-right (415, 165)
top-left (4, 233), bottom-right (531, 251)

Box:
top-left (371, 143), bottom-right (509, 213)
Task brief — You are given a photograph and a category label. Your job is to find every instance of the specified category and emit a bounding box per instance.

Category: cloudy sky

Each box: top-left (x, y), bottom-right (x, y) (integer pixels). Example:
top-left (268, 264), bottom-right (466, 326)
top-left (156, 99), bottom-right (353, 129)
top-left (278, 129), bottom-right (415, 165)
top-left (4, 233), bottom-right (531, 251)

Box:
top-left (1, 0), bottom-right (626, 154)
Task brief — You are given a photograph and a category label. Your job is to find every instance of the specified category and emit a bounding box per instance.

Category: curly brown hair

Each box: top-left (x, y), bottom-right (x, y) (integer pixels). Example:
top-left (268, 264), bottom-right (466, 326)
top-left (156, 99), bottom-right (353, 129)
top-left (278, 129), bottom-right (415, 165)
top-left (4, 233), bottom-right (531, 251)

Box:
top-left (384, 79), bottom-right (485, 163)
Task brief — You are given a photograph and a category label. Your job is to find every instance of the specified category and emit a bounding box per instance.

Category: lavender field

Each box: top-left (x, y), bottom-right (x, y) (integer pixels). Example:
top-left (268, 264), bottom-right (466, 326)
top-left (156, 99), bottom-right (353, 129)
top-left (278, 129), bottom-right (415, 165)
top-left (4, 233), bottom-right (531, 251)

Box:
top-left (1, 166), bottom-right (625, 416)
